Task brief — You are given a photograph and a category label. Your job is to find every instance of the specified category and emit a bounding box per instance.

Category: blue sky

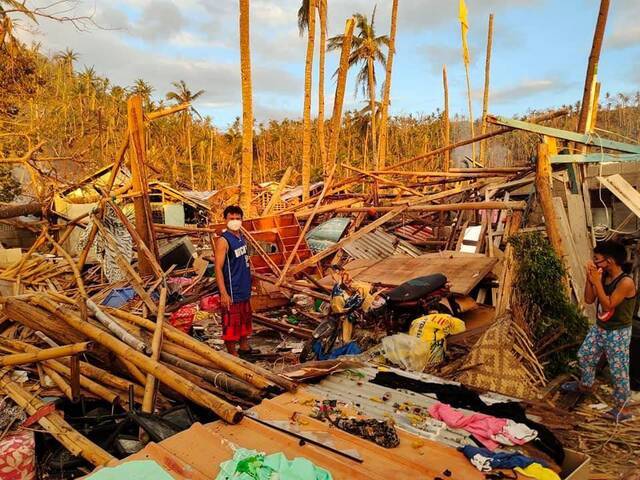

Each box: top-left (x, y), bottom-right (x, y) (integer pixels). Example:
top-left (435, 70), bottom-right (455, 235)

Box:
top-left (19, 0), bottom-right (640, 129)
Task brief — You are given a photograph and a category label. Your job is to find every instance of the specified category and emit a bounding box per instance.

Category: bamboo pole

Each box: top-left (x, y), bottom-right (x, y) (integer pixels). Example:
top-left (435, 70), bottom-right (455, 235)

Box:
top-left (43, 364), bottom-right (74, 401)
top-left (160, 352), bottom-right (262, 402)
top-left (479, 13), bottom-right (494, 166)
top-left (0, 342), bottom-right (92, 367)
top-left (0, 369), bottom-right (115, 466)
top-left (277, 162), bottom-right (337, 285)
top-left (44, 231), bottom-right (87, 298)
top-left (105, 308), bottom-right (275, 391)
top-left (442, 65), bottom-right (451, 171)
top-left (326, 18), bottom-right (355, 172)
top-left (142, 287), bottom-right (167, 413)
top-left (30, 297), bottom-right (243, 423)
top-left (87, 299), bottom-right (150, 354)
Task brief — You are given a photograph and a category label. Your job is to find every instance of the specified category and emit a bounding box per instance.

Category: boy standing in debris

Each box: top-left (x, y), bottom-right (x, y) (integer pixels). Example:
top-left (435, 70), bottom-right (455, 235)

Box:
top-left (215, 205), bottom-right (255, 357)
top-left (563, 241), bottom-right (637, 421)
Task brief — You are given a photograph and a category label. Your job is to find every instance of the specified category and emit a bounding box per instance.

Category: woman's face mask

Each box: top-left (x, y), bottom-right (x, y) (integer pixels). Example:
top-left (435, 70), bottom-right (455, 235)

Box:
top-left (227, 219), bottom-right (242, 231)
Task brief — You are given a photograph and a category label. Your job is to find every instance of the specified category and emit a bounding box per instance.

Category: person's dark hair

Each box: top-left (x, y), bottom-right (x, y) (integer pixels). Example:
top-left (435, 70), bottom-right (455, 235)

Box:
top-left (594, 241), bottom-right (630, 272)
top-left (223, 205), bottom-right (244, 219)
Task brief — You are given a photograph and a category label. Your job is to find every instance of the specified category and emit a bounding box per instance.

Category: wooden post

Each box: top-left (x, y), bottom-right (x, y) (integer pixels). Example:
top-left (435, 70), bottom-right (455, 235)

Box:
top-left (326, 18), bottom-right (355, 172)
top-left (69, 354), bottom-right (81, 402)
top-left (442, 65), bottom-right (451, 172)
top-left (479, 13), bottom-right (494, 166)
top-left (577, 0), bottom-right (610, 134)
top-left (127, 95), bottom-right (159, 275)
top-left (535, 143), bottom-right (570, 293)
top-left (142, 287), bottom-right (167, 413)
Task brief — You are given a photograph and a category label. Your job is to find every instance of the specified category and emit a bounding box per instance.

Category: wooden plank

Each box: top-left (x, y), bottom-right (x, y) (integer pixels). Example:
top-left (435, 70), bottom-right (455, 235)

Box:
top-left (551, 153), bottom-right (640, 164)
top-left (598, 174), bottom-right (640, 218)
top-left (487, 115), bottom-right (640, 154)
top-left (349, 254), bottom-right (497, 295)
top-left (552, 198), bottom-right (587, 306)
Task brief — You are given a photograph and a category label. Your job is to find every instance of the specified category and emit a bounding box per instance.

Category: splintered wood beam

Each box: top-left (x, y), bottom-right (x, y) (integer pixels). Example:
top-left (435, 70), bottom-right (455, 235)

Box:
top-left (127, 95), bottom-right (159, 275)
top-left (487, 115), bottom-right (640, 154)
top-left (333, 201), bottom-right (526, 213)
top-left (341, 163), bottom-right (425, 197)
top-left (551, 153), bottom-right (640, 164)
top-left (262, 166), bottom-right (293, 216)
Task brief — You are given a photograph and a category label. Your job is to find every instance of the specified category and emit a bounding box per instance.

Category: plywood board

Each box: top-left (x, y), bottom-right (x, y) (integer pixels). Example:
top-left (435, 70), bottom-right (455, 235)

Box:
top-left (348, 253), bottom-right (497, 295)
top-left (553, 198), bottom-right (588, 313)
top-left (598, 173), bottom-right (640, 219)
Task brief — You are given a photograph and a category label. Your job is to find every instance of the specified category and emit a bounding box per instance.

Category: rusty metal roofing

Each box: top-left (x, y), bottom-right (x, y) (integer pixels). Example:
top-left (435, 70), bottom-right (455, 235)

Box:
top-left (342, 229), bottom-right (423, 260)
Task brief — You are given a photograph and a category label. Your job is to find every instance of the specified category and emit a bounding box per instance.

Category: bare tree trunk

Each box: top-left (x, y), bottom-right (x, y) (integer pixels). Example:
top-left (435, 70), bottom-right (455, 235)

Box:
top-left (479, 13), bottom-right (494, 166)
top-left (208, 129), bottom-right (214, 190)
top-left (377, 0), bottom-right (398, 170)
top-left (442, 65), bottom-right (451, 172)
top-left (301, 0), bottom-right (316, 201)
top-left (317, 0), bottom-right (328, 176)
top-left (326, 18), bottom-right (355, 172)
top-left (239, 0), bottom-right (254, 212)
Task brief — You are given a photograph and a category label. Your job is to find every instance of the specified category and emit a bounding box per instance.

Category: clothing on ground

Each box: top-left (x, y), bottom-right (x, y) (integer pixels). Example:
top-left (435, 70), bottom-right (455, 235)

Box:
top-left (312, 341), bottom-right (361, 360)
top-left (331, 417), bottom-right (399, 448)
top-left (215, 448), bottom-right (332, 480)
top-left (459, 445), bottom-right (547, 472)
top-left (372, 370), bottom-right (565, 464)
top-left (428, 402), bottom-right (536, 450)
top-left (222, 230), bottom-right (252, 303)
top-left (222, 300), bottom-right (252, 342)
top-left (578, 324), bottom-right (632, 408)
top-left (515, 463), bottom-right (561, 480)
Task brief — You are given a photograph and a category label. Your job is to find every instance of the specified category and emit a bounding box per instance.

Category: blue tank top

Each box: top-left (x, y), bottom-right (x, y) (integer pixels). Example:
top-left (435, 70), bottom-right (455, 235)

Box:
top-left (221, 230), bottom-right (251, 303)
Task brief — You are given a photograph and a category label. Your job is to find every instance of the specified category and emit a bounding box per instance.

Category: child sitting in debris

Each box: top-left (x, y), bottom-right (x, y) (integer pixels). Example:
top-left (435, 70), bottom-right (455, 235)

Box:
top-left (563, 241), bottom-right (637, 421)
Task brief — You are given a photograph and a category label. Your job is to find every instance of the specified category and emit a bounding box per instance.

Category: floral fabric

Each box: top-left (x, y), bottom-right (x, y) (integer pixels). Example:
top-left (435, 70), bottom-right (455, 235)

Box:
top-left (0, 429), bottom-right (35, 480)
top-left (578, 324), bottom-right (632, 408)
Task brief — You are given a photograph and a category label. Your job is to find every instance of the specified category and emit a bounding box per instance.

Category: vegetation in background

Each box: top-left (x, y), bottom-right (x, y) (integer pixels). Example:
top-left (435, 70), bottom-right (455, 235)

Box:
top-left (0, 166), bottom-right (21, 202)
top-left (2, 26), bottom-right (640, 193)
top-left (509, 232), bottom-right (589, 377)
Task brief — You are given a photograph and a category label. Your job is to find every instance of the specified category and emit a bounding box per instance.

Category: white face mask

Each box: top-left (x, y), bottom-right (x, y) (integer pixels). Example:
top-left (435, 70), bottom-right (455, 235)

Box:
top-left (227, 219), bottom-right (242, 231)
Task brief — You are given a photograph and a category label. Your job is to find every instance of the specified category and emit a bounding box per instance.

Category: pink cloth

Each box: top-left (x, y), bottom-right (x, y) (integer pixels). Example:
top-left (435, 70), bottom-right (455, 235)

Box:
top-left (428, 402), bottom-right (507, 450)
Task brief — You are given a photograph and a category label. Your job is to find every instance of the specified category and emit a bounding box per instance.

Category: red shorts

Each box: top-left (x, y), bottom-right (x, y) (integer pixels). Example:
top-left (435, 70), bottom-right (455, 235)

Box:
top-left (221, 301), bottom-right (252, 341)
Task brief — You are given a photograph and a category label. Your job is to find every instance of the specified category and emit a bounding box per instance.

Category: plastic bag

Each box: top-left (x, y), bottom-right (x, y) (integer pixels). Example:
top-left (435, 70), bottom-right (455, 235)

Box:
top-left (408, 313), bottom-right (466, 366)
top-left (381, 333), bottom-right (431, 372)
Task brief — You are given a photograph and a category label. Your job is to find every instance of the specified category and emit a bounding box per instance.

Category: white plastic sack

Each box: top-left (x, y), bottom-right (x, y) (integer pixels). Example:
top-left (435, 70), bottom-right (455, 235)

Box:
top-left (381, 333), bottom-right (430, 372)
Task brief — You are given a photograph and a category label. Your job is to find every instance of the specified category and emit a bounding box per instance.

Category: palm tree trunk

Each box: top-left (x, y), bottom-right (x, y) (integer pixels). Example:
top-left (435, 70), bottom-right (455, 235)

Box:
top-left (208, 130), bottom-right (214, 191)
top-left (326, 18), bottom-right (355, 172)
top-left (186, 116), bottom-right (195, 188)
top-left (301, 0), bottom-right (316, 201)
top-left (377, 0), bottom-right (398, 170)
top-left (367, 57), bottom-right (378, 171)
top-left (317, 0), bottom-right (328, 176)
top-left (239, 0), bottom-right (254, 212)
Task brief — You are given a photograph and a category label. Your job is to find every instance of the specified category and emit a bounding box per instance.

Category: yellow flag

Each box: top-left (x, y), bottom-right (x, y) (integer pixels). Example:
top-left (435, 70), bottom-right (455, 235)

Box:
top-left (459, 0), bottom-right (470, 66)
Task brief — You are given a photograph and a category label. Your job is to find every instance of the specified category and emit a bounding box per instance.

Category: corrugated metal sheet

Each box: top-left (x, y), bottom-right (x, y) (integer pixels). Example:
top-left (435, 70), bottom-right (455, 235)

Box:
top-left (342, 229), bottom-right (423, 260)
top-left (305, 365), bottom-right (476, 448)
top-left (394, 224), bottom-right (433, 243)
